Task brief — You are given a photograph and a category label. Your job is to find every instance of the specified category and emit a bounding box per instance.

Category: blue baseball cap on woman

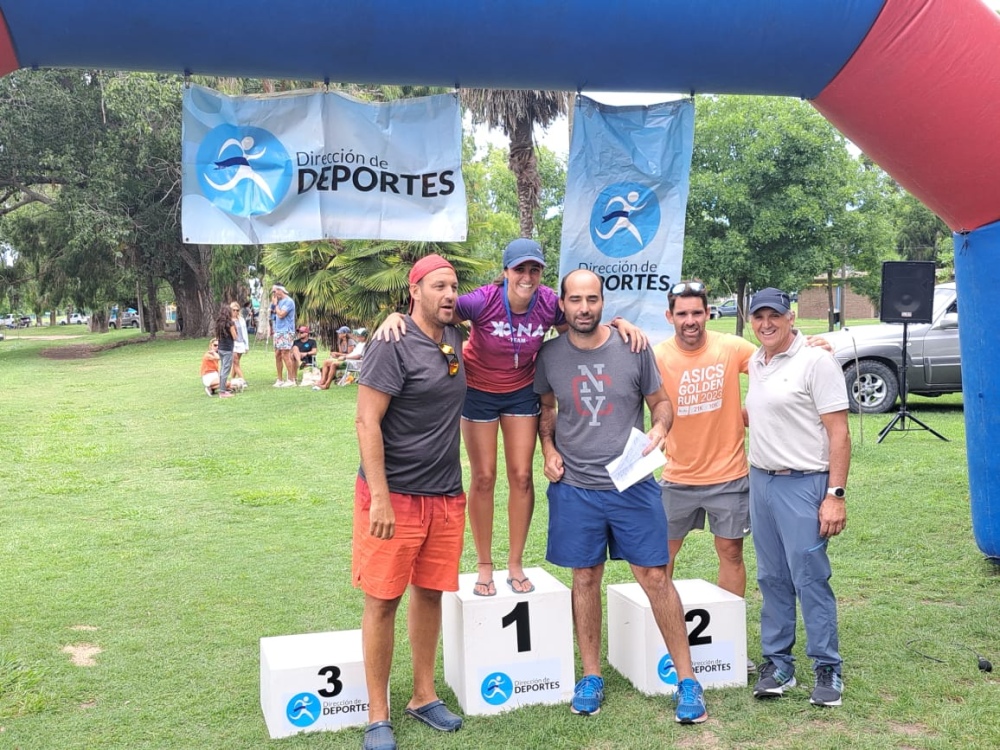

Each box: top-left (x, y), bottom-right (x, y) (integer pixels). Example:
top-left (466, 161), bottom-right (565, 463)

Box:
top-left (502, 238), bottom-right (546, 269)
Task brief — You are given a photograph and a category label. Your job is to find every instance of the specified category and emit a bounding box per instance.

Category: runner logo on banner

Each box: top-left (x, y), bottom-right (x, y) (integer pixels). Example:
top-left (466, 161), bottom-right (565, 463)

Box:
top-left (559, 96), bottom-right (694, 342)
top-left (181, 85), bottom-right (466, 245)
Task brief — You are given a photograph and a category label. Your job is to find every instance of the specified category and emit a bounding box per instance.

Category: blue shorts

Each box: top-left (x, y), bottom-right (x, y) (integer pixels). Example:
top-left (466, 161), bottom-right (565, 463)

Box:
top-left (546, 478), bottom-right (669, 569)
top-left (462, 384), bottom-right (540, 422)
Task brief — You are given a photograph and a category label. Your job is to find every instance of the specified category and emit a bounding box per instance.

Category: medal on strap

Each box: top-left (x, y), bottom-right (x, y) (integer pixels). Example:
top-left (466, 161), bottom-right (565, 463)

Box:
top-left (502, 278), bottom-right (538, 370)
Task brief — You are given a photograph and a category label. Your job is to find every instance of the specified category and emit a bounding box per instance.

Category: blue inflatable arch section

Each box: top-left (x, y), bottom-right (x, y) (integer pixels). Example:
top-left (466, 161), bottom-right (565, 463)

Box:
top-left (2, 0), bottom-right (1000, 557)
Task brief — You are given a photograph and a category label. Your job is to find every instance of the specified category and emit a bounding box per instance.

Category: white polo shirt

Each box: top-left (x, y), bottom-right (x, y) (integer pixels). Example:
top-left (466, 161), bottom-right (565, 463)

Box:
top-left (746, 332), bottom-right (849, 472)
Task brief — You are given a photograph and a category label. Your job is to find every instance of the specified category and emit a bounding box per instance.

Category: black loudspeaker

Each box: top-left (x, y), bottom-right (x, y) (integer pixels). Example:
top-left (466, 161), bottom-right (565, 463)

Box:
top-left (880, 261), bottom-right (935, 324)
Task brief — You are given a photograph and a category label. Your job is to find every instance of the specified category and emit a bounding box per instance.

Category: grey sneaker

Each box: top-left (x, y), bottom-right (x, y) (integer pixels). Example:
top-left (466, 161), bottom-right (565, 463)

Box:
top-left (810, 666), bottom-right (843, 707)
top-left (753, 661), bottom-right (796, 698)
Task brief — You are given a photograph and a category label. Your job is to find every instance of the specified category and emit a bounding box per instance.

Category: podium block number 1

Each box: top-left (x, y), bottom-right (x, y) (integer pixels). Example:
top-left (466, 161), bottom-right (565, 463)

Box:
top-left (502, 601), bottom-right (531, 652)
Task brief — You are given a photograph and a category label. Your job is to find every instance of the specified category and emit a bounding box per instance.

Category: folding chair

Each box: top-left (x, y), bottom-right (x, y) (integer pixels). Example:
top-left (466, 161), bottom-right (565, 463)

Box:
top-left (337, 359), bottom-right (362, 386)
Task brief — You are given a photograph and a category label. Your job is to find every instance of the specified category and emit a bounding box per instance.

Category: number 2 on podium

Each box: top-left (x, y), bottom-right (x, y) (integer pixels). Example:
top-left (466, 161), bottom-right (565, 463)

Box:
top-left (501, 601), bottom-right (531, 652)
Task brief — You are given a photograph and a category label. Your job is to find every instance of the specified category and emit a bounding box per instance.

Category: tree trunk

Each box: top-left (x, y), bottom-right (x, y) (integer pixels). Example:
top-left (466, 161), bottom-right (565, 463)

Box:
top-left (170, 242), bottom-right (215, 338)
top-left (508, 116), bottom-right (540, 238)
top-left (146, 274), bottom-right (161, 337)
top-left (826, 269), bottom-right (836, 332)
top-left (735, 277), bottom-right (749, 338)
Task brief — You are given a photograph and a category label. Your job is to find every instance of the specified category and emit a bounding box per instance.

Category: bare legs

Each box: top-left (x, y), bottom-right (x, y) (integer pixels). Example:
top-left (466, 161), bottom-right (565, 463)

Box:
top-left (667, 536), bottom-right (747, 598)
top-left (631, 563), bottom-right (696, 681)
top-left (462, 415), bottom-right (538, 593)
top-left (232, 351), bottom-right (244, 379)
top-left (361, 585), bottom-right (445, 725)
top-left (572, 564), bottom-right (605, 677)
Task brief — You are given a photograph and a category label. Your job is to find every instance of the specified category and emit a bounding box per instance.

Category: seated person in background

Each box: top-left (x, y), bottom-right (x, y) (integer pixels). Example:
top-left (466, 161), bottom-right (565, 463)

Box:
top-left (314, 328), bottom-right (368, 390)
top-left (201, 339), bottom-right (221, 397)
top-left (292, 325), bottom-right (319, 371)
top-left (336, 325), bottom-right (353, 354)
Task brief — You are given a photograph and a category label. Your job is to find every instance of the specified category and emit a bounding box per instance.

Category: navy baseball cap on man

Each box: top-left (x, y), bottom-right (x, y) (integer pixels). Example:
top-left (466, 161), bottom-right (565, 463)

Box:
top-left (502, 238), bottom-right (546, 269)
top-left (749, 288), bottom-right (792, 315)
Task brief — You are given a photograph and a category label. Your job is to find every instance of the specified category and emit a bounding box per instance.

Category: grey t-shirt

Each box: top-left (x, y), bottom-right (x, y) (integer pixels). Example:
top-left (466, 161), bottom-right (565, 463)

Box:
top-left (534, 330), bottom-right (662, 489)
top-left (358, 318), bottom-right (466, 496)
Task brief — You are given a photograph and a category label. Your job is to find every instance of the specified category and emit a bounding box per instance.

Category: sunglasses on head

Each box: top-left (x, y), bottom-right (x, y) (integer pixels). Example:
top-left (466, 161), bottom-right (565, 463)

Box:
top-left (669, 281), bottom-right (706, 296)
top-left (437, 342), bottom-right (460, 377)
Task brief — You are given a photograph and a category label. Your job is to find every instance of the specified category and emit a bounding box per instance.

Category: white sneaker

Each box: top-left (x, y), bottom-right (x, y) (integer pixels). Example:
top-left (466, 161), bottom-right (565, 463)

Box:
top-left (273, 379), bottom-right (284, 387)
top-left (205, 386), bottom-right (213, 397)
top-left (282, 379), bottom-right (297, 387)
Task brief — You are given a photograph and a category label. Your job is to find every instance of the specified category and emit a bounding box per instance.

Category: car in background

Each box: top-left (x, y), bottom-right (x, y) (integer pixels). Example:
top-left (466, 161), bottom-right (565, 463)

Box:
top-left (817, 282), bottom-right (960, 414)
top-left (709, 299), bottom-right (739, 319)
top-left (59, 312), bottom-right (89, 325)
top-left (3, 314), bottom-right (31, 328)
top-left (109, 308), bottom-right (140, 329)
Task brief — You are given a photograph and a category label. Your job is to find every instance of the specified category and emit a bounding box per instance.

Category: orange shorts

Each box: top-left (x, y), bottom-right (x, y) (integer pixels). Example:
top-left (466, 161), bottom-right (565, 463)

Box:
top-left (352, 475), bottom-right (467, 600)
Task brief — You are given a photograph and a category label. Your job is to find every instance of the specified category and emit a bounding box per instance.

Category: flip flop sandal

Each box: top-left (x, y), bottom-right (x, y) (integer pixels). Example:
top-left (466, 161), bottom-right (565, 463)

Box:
top-left (363, 721), bottom-right (396, 750)
top-left (506, 576), bottom-right (535, 594)
top-left (473, 579), bottom-right (496, 596)
top-left (473, 561), bottom-right (496, 597)
top-left (405, 700), bottom-right (463, 732)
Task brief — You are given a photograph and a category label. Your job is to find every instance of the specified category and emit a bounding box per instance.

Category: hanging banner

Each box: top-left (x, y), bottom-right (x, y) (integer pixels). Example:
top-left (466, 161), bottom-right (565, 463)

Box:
top-left (559, 96), bottom-right (694, 342)
top-left (181, 85), bottom-right (466, 245)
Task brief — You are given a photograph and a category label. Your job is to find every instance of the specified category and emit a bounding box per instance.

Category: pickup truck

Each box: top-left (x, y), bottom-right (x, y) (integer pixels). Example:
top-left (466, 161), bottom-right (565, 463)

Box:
top-left (109, 309), bottom-right (140, 329)
top-left (817, 282), bottom-right (960, 413)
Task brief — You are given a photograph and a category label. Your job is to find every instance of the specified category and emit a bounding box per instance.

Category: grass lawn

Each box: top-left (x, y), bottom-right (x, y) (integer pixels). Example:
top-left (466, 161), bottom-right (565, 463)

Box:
top-left (1, 323), bottom-right (998, 750)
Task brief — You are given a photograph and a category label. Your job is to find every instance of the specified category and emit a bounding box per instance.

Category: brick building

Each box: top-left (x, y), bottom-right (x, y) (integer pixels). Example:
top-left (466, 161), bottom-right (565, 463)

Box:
top-left (797, 280), bottom-right (876, 322)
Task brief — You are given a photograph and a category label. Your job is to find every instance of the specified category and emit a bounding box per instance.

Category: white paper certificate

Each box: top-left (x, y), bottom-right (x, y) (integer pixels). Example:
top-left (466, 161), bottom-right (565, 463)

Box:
top-left (605, 427), bottom-right (667, 492)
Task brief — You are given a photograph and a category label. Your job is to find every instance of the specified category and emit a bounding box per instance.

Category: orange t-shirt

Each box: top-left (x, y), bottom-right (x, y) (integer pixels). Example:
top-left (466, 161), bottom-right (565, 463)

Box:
top-left (200, 353), bottom-right (220, 377)
top-left (653, 330), bottom-right (756, 485)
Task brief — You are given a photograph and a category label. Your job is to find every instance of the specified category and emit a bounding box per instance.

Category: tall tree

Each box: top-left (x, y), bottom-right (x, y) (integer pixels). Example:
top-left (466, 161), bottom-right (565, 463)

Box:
top-left (684, 95), bottom-right (894, 335)
top-left (462, 89), bottom-right (568, 238)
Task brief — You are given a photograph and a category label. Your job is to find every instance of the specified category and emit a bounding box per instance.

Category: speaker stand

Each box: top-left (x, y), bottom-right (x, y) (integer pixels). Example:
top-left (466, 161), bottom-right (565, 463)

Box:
top-left (877, 322), bottom-right (948, 443)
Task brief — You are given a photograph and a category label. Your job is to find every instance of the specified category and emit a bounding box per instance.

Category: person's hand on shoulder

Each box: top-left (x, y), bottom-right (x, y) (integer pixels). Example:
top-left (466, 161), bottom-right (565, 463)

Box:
top-left (374, 313), bottom-right (407, 342)
top-left (611, 317), bottom-right (649, 352)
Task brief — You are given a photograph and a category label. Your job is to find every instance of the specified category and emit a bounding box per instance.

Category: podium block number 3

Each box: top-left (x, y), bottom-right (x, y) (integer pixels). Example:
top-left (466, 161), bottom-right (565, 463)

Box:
top-left (501, 601), bottom-right (531, 652)
top-left (318, 666), bottom-right (344, 697)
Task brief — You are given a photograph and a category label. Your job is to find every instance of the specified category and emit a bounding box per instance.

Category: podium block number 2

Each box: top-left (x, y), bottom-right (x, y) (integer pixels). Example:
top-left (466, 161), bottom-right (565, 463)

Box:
top-left (501, 601), bottom-right (531, 652)
top-left (685, 608), bottom-right (712, 647)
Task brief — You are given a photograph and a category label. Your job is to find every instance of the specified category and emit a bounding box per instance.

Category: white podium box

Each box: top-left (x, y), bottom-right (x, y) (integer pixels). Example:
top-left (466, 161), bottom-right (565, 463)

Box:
top-left (608, 578), bottom-right (747, 695)
top-left (442, 566), bottom-right (574, 715)
top-left (260, 629), bottom-right (370, 739)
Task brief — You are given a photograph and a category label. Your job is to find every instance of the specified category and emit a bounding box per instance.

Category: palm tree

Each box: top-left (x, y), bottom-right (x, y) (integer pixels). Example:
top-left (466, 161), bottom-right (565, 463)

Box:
top-left (463, 89), bottom-right (569, 238)
top-left (264, 239), bottom-right (490, 344)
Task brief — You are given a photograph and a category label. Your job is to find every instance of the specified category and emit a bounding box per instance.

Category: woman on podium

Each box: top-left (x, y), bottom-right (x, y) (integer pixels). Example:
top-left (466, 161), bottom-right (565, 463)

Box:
top-left (375, 239), bottom-right (647, 597)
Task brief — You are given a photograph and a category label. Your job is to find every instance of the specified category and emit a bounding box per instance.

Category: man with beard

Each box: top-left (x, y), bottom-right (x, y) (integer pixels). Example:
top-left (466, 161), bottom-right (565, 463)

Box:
top-left (653, 281), bottom-right (756, 659)
top-left (533, 269), bottom-right (707, 724)
top-left (353, 255), bottom-right (468, 750)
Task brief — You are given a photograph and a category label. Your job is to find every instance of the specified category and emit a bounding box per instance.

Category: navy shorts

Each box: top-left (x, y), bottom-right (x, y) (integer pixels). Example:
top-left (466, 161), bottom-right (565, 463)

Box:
top-left (546, 478), bottom-right (670, 569)
top-left (462, 384), bottom-right (540, 422)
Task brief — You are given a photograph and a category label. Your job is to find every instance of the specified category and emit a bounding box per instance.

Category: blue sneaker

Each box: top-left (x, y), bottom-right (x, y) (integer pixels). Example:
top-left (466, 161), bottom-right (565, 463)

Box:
top-left (570, 675), bottom-right (605, 715)
top-left (674, 678), bottom-right (707, 724)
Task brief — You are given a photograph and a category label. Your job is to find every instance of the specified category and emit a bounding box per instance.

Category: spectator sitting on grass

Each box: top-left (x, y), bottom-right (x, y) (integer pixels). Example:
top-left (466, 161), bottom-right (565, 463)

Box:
top-left (200, 339), bottom-right (221, 397)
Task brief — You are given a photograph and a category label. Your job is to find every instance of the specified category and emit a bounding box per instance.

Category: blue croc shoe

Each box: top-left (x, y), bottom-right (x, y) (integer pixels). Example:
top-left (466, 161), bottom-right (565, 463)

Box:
top-left (404, 700), bottom-right (463, 732)
top-left (675, 678), bottom-right (707, 724)
top-left (362, 721), bottom-right (396, 750)
top-left (571, 674), bottom-right (605, 715)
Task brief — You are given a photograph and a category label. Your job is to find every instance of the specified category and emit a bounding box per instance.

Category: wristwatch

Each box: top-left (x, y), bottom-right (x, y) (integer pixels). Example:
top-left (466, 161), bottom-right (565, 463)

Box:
top-left (827, 486), bottom-right (846, 498)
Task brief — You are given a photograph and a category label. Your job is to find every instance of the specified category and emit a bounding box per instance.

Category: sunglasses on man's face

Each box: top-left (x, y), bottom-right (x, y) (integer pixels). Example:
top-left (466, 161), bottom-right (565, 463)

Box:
top-left (438, 342), bottom-right (460, 377)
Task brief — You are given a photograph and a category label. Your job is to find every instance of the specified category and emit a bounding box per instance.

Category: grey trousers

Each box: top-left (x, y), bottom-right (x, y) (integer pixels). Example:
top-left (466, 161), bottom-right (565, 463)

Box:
top-left (749, 467), bottom-right (842, 676)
